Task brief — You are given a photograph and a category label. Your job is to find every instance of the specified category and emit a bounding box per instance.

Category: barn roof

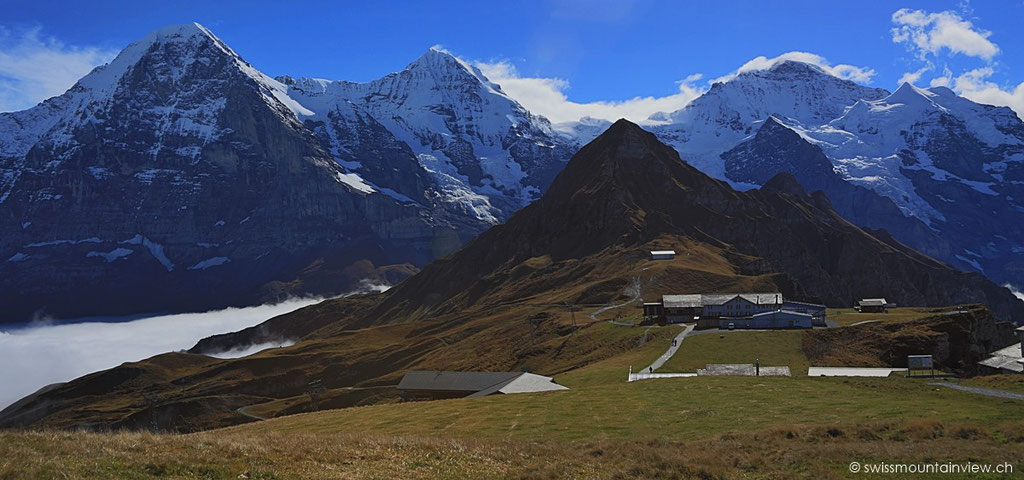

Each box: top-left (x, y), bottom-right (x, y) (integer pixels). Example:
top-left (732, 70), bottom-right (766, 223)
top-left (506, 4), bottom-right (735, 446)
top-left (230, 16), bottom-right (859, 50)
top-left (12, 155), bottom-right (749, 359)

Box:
top-left (662, 294), bottom-right (702, 308)
top-left (751, 309), bottom-right (812, 319)
top-left (397, 371), bottom-right (568, 396)
top-left (398, 371), bottom-right (522, 392)
top-left (662, 293), bottom-right (783, 307)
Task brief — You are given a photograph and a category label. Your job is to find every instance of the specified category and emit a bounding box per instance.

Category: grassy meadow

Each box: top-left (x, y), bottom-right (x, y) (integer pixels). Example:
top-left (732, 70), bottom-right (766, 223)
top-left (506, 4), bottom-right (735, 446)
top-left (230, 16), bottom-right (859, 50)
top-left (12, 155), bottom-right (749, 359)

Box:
top-left (2, 313), bottom-right (1022, 479)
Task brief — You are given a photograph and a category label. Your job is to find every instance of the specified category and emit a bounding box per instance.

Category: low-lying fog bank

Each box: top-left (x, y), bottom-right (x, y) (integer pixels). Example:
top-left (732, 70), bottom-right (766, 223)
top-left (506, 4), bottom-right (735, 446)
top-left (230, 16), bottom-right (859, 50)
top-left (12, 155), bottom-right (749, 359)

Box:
top-left (0, 298), bottom-right (322, 410)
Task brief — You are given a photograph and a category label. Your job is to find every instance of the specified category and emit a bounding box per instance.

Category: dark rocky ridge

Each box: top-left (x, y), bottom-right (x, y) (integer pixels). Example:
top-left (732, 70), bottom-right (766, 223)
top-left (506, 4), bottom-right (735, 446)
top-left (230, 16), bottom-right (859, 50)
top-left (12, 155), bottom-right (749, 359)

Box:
top-left (722, 117), bottom-right (957, 262)
top-left (371, 119), bottom-right (1024, 323)
top-left (3, 118), bottom-right (1022, 433)
top-left (0, 25), bottom-right (471, 322)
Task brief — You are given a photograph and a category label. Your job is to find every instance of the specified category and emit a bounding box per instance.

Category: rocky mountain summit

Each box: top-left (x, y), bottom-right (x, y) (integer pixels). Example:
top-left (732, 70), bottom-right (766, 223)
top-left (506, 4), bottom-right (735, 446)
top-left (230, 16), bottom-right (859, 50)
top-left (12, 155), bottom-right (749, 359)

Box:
top-left (375, 119), bottom-right (1024, 323)
top-left (3, 23), bottom-right (1023, 322)
top-left (0, 25), bottom-right (576, 322)
top-left (562, 60), bottom-right (1024, 287)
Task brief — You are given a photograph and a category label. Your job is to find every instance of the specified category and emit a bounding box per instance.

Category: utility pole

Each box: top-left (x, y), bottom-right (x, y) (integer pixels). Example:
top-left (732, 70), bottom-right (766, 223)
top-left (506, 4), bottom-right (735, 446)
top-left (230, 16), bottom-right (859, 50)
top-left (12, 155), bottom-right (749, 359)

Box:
top-left (559, 301), bottom-right (578, 333)
top-left (528, 314), bottom-right (544, 344)
top-left (307, 379), bottom-right (325, 412)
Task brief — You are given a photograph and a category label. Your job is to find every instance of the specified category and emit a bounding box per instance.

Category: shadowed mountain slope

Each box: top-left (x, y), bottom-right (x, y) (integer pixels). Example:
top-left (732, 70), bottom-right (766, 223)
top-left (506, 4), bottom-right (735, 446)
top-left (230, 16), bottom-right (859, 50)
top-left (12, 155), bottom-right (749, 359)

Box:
top-left (369, 119), bottom-right (1024, 323)
top-left (3, 119), bottom-right (1021, 433)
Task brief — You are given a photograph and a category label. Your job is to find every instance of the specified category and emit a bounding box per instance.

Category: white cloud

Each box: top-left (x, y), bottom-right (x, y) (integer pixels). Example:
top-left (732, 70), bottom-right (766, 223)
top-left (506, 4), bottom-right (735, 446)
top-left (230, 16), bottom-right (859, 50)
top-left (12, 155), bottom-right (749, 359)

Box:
top-left (949, 67), bottom-right (1024, 120)
top-left (0, 26), bottom-right (117, 112)
top-left (712, 51), bottom-right (876, 84)
top-left (475, 60), bottom-right (705, 124)
top-left (898, 66), bottom-right (931, 85)
top-left (0, 298), bottom-right (322, 410)
top-left (891, 8), bottom-right (999, 61)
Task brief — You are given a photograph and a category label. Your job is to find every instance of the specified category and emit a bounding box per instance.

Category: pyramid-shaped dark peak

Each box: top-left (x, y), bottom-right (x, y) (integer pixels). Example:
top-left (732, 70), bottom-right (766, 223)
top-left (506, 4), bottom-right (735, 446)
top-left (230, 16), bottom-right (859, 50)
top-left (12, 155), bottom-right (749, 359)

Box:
top-left (760, 116), bottom-right (791, 131)
top-left (762, 115), bottom-right (786, 127)
top-left (582, 119), bottom-right (674, 161)
top-left (543, 118), bottom-right (706, 200)
top-left (761, 171), bottom-right (808, 197)
top-left (755, 117), bottom-right (804, 141)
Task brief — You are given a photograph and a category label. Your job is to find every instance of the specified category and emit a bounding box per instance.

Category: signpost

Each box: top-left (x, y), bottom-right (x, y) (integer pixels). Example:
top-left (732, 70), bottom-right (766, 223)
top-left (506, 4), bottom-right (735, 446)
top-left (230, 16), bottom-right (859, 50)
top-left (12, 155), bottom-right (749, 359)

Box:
top-left (906, 355), bottom-right (934, 377)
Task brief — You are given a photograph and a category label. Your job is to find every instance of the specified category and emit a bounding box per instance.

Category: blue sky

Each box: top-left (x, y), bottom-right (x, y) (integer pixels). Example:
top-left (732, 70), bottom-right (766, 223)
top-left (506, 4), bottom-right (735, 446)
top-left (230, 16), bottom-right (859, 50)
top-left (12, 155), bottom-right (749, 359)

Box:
top-left (2, 0), bottom-right (1023, 121)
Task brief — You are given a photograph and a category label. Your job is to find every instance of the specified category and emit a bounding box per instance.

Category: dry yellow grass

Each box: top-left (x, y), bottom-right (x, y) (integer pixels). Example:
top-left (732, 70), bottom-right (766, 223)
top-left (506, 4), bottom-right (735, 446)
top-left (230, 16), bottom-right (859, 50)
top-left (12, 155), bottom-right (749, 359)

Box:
top-left (2, 420), bottom-right (1021, 480)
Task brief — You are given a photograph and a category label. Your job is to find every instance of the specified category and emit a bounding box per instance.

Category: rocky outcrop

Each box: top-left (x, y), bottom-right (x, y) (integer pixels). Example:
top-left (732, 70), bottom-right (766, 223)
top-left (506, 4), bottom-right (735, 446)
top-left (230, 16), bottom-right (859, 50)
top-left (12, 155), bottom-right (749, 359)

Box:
top-left (4, 119), bottom-right (1023, 433)
top-left (722, 117), bottom-right (956, 262)
top-left (0, 24), bottom-right (472, 322)
top-left (372, 120), bottom-right (1024, 323)
top-left (613, 63), bottom-right (1024, 288)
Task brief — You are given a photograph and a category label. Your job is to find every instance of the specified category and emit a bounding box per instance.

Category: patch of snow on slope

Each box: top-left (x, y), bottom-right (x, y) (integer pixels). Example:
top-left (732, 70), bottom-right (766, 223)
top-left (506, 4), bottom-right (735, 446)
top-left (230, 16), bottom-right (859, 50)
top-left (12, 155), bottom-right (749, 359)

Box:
top-left (86, 248), bottom-right (133, 263)
top-left (334, 171), bottom-right (375, 194)
top-left (26, 237), bottom-right (102, 247)
top-left (955, 254), bottom-right (983, 272)
top-left (6, 253), bottom-right (29, 262)
top-left (120, 234), bottom-right (174, 271)
top-left (188, 256), bottom-right (230, 270)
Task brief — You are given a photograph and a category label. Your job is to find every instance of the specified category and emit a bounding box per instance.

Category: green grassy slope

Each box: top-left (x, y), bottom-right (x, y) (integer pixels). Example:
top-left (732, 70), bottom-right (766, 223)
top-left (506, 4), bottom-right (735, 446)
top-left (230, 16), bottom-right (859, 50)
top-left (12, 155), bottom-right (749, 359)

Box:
top-left (659, 330), bottom-right (811, 374)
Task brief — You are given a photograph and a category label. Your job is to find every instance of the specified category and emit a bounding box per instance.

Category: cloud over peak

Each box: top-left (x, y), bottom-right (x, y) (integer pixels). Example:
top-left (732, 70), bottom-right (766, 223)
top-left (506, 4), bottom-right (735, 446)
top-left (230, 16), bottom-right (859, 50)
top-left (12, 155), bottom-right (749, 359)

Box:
top-left (891, 8), bottom-right (999, 61)
top-left (475, 60), bottom-right (705, 124)
top-left (718, 51), bottom-right (876, 84)
top-left (0, 26), bottom-right (118, 113)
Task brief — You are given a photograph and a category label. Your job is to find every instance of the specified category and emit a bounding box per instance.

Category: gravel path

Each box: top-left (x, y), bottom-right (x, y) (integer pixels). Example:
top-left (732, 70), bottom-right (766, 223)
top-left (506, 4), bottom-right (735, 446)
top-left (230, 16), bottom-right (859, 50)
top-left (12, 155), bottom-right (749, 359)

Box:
top-left (236, 405), bottom-right (268, 421)
top-left (643, 324), bottom-right (694, 373)
top-left (928, 382), bottom-right (1024, 401)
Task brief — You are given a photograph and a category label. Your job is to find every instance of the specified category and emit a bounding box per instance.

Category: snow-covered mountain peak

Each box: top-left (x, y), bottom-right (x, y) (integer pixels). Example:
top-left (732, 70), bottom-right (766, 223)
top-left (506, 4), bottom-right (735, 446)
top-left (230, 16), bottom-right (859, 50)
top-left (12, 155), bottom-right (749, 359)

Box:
top-left (389, 47), bottom-right (510, 103)
top-left (762, 59), bottom-right (829, 77)
top-left (76, 22), bottom-right (224, 92)
top-left (278, 48), bottom-right (575, 223)
top-left (926, 85), bottom-right (958, 99)
top-left (0, 21), bottom-right (319, 168)
top-left (666, 59), bottom-right (888, 129)
top-left (883, 82), bottom-right (943, 109)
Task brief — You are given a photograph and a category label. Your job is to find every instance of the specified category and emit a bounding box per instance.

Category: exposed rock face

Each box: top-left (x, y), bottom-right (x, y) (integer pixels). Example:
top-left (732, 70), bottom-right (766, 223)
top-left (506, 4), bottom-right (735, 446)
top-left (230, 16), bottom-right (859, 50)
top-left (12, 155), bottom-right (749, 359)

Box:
top-left (721, 117), bottom-right (956, 262)
top-left (0, 27), bottom-right (580, 322)
top-left (283, 48), bottom-right (576, 223)
top-left (374, 120), bottom-right (1024, 323)
top-left (0, 24), bottom-right (468, 321)
top-left (3, 119), bottom-right (1023, 434)
top-left (558, 61), bottom-right (1024, 287)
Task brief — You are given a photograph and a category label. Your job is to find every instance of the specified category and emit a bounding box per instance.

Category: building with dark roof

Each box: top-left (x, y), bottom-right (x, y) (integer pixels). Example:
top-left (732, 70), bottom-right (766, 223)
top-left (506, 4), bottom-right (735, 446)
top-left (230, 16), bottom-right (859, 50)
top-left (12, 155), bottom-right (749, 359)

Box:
top-left (647, 293), bottom-right (783, 323)
top-left (397, 371), bottom-right (568, 400)
top-left (856, 298), bottom-right (888, 313)
top-left (642, 292), bottom-right (826, 329)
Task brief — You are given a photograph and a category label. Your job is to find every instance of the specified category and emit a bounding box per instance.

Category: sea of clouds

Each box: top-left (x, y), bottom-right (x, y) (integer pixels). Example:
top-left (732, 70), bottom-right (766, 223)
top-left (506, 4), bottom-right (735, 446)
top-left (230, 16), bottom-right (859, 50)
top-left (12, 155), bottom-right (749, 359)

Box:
top-left (0, 298), bottom-right (321, 410)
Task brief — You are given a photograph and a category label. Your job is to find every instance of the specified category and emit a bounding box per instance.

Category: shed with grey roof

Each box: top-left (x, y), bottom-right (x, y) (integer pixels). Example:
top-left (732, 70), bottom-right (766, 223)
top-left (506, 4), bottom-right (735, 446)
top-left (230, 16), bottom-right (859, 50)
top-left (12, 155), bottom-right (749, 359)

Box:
top-left (650, 250), bottom-right (676, 260)
top-left (856, 298), bottom-right (888, 313)
top-left (397, 371), bottom-right (568, 400)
